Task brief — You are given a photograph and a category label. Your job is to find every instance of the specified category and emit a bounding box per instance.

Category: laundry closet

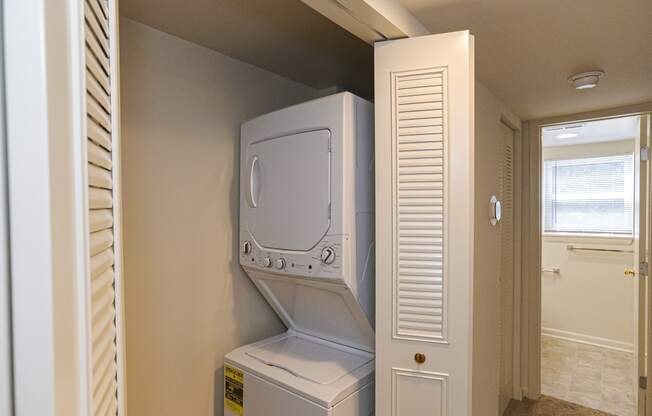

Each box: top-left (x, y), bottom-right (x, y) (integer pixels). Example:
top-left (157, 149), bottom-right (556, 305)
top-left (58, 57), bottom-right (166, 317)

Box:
top-left (3, 1), bottom-right (521, 415)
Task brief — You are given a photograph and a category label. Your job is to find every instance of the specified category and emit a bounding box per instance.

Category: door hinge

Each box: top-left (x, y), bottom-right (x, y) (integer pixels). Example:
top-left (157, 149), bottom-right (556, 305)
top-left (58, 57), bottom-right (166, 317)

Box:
top-left (640, 261), bottom-right (649, 277)
top-left (640, 375), bottom-right (647, 390)
top-left (641, 146), bottom-right (649, 161)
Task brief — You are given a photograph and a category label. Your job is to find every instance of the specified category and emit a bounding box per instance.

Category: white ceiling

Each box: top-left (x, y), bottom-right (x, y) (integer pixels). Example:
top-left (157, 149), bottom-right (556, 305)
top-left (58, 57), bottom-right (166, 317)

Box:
top-left (120, 0), bottom-right (374, 98)
top-left (542, 116), bottom-right (640, 147)
top-left (400, 0), bottom-right (652, 119)
top-left (121, 0), bottom-right (652, 120)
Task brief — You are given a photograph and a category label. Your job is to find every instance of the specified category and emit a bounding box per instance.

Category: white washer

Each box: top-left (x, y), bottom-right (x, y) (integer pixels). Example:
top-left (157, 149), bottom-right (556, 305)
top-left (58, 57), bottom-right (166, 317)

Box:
top-left (225, 92), bottom-right (374, 416)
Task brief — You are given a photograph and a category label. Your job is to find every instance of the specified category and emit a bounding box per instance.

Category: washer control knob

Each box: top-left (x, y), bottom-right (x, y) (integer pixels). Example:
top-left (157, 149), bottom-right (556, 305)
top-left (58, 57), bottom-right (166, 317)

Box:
top-left (275, 258), bottom-right (286, 270)
top-left (321, 247), bottom-right (336, 265)
top-left (263, 257), bottom-right (272, 268)
top-left (242, 241), bottom-right (252, 254)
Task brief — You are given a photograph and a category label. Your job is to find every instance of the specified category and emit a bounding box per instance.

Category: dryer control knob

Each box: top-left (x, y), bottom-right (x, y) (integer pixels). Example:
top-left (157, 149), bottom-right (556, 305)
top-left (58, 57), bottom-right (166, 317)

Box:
top-left (321, 247), bottom-right (336, 265)
top-left (275, 258), bottom-right (286, 270)
top-left (263, 257), bottom-right (272, 268)
top-left (242, 241), bottom-right (252, 254)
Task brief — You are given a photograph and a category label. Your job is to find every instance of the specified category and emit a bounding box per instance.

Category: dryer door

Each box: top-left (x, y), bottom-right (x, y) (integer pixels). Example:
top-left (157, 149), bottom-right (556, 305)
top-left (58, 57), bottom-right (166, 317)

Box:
top-left (245, 129), bottom-right (331, 251)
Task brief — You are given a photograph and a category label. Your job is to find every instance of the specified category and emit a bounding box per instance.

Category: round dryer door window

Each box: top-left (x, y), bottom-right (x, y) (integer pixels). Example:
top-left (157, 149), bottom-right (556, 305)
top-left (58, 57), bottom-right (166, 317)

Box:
top-left (244, 129), bottom-right (331, 252)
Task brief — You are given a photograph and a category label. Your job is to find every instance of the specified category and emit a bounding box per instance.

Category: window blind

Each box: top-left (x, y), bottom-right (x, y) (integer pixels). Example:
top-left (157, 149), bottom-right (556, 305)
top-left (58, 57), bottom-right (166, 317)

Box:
top-left (543, 154), bottom-right (634, 235)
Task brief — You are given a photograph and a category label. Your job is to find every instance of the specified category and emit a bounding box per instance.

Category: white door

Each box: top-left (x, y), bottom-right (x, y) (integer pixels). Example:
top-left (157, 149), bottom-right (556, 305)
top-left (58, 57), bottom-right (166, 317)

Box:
top-left (375, 31), bottom-right (475, 416)
top-left (244, 130), bottom-right (332, 251)
top-left (499, 123), bottom-right (515, 415)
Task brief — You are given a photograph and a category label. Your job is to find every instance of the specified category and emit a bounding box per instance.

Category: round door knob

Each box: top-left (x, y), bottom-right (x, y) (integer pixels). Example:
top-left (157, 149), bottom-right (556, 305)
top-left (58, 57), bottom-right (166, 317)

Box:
top-left (242, 241), bottom-right (252, 254)
top-left (414, 353), bottom-right (426, 364)
top-left (263, 257), bottom-right (272, 268)
top-left (275, 258), bottom-right (286, 270)
top-left (321, 247), bottom-right (336, 265)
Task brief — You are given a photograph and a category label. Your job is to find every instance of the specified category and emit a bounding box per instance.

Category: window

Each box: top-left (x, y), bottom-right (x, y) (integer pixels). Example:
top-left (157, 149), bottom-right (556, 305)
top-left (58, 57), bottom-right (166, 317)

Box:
top-left (543, 154), bottom-right (634, 235)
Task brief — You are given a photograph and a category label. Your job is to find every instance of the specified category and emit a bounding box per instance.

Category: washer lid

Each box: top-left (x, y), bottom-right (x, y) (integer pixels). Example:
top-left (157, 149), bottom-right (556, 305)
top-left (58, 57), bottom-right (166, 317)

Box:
top-left (244, 129), bottom-right (331, 252)
top-left (246, 335), bottom-right (373, 385)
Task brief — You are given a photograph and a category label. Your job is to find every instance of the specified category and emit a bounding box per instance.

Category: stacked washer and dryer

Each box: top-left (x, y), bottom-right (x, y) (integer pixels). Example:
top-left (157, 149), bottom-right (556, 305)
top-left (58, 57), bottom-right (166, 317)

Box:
top-left (224, 92), bottom-right (375, 416)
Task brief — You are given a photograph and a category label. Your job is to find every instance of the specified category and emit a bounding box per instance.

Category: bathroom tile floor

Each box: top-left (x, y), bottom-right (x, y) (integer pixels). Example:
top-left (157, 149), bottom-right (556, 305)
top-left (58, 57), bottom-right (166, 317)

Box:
top-left (540, 335), bottom-right (637, 416)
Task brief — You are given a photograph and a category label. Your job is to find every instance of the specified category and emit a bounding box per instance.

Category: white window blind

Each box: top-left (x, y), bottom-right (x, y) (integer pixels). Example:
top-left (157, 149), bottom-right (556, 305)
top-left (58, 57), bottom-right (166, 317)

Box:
top-left (543, 154), bottom-right (634, 235)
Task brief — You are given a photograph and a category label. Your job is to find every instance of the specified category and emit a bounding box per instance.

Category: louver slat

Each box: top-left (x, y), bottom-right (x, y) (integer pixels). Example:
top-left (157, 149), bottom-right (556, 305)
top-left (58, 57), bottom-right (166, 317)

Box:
top-left (90, 229), bottom-right (113, 256)
top-left (88, 140), bottom-right (112, 170)
top-left (89, 209), bottom-right (113, 233)
top-left (87, 72), bottom-right (110, 112)
top-left (88, 164), bottom-right (113, 190)
top-left (88, 117), bottom-right (111, 150)
top-left (85, 0), bottom-right (117, 413)
top-left (89, 187), bottom-right (113, 209)
top-left (393, 69), bottom-right (447, 342)
top-left (84, 5), bottom-right (109, 53)
top-left (85, 25), bottom-right (109, 72)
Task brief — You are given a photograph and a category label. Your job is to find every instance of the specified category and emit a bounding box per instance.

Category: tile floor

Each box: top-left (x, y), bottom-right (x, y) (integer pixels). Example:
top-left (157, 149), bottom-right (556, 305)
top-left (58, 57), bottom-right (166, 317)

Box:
top-left (541, 335), bottom-right (637, 416)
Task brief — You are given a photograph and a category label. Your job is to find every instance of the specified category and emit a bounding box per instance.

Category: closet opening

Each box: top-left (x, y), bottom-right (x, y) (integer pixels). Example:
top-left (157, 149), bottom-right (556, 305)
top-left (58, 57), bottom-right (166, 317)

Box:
top-left (539, 114), bottom-right (650, 415)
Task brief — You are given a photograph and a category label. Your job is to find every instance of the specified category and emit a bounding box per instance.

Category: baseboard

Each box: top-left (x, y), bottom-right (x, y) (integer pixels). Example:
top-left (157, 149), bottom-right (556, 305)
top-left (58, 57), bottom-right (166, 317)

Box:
top-left (542, 327), bottom-right (634, 353)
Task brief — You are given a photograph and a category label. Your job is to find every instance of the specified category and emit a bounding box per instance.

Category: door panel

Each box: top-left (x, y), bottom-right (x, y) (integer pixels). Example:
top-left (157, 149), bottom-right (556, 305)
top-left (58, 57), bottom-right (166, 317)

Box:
top-left (499, 123), bottom-right (515, 414)
top-left (375, 31), bottom-right (475, 416)
top-left (245, 129), bottom-right (331, 251)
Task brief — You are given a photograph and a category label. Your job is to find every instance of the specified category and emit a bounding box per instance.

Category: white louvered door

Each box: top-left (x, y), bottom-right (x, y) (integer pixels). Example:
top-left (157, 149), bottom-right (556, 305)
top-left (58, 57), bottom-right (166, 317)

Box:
top-left (375, 31), bottom-right (475, 416)
top-left (498, 122), bottom-right (515, 415)
top-left (84, 0), bottom-right (121, 414)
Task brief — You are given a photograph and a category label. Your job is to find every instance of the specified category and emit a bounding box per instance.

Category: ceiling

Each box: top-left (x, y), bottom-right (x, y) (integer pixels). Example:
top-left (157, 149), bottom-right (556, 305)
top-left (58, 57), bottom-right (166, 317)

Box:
top-left (400, 0), bottom-right (652, 119)
top-left (120, 0), bottom-right (374, 98)
top-left (121, 0), bottom-right (652, 120)
top-left (542, 116), bottom-right (640, 147)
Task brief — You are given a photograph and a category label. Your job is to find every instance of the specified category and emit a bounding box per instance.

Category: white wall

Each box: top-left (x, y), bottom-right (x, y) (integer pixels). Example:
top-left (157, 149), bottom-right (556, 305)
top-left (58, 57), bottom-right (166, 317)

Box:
top-left (542, 236), bottom-right (636, 350)
top-left (119, 18), bottom-right (318, 416)
top-left (541, 140), bottom-right (637, 351)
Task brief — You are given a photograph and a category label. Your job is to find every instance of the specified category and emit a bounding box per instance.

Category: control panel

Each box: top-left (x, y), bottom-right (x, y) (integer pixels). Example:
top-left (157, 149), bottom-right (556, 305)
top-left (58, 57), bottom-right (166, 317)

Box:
top-left (239, 231), bottom-right (344, 280)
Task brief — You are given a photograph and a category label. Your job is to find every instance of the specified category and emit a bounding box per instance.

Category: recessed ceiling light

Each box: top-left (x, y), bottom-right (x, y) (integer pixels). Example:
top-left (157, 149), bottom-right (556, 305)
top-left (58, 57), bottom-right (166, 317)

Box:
top-left (557, 132), bottom-right (579, 139)
top-left (568, 70), bottom-right (605, 90)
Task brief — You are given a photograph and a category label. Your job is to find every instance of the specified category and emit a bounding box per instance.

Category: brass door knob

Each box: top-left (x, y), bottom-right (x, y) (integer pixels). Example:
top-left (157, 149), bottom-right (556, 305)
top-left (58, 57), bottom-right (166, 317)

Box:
top-left (414, 353), bottom-right (426, 364)
top-left (624, 268), bottom-right (636, 277)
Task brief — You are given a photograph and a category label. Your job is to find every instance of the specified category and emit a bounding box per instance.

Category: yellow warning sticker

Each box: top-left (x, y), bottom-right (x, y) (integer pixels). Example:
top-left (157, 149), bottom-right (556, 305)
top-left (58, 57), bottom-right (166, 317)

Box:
top-left (225, 365), bottom-right (244, 416)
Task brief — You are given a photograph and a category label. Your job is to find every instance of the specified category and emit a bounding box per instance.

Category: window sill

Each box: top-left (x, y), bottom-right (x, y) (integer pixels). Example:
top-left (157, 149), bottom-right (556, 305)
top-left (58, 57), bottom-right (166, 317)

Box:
top-left (542, 232), bottom-right (634, 245)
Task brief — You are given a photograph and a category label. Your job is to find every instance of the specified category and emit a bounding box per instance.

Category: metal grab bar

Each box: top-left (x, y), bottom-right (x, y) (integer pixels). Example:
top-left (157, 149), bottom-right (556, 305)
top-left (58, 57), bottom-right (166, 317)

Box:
top-left (566, 244), bottom-right (634, 254)
top-left (541, 267), bottom-right (560, 274)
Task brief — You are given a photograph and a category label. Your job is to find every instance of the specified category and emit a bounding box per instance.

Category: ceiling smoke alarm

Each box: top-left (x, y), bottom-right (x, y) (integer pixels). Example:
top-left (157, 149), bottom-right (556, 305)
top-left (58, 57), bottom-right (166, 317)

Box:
top-left (568, 70), bottom-right (605, 90)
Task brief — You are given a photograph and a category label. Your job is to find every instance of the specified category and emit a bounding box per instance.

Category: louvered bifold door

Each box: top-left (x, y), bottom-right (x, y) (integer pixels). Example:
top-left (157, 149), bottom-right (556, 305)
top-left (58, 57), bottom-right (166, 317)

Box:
top-left (84, 0), bottom-right (119, 415)
top-left (498, 122), bottom-right (515, 415)
top-left (375, 31), bottom-right (475, 416)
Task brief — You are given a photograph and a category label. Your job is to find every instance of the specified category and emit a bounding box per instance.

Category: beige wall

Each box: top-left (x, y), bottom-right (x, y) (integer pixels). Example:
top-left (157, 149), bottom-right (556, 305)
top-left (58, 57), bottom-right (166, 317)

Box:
top-left (119, 18), bottom-right (317, 416)
top-left (472, 82), bottom-right (521, 416)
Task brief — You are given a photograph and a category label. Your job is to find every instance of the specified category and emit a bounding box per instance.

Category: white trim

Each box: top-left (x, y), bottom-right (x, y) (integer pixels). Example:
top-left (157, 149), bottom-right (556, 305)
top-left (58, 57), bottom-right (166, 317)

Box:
top-left (110, 2), bottom-right (128, 414)
top-left (4, 2), bottom-right (59, 414)
top-left (523, 103), bottom-right (652, 401)
top-left (70, 0), bottom-right (92, 414)
top-left (542, 327), bottom-right (635, 353)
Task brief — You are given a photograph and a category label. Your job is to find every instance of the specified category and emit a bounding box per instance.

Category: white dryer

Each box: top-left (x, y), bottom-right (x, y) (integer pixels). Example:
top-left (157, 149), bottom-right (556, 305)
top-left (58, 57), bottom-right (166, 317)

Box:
top-left (224, 92), bottom-right (375, 416)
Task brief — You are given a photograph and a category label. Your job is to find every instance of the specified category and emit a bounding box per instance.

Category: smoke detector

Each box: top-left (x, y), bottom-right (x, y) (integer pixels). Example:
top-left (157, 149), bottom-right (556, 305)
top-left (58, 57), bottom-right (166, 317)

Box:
top-left (568, 70), bottom-right (604, 90)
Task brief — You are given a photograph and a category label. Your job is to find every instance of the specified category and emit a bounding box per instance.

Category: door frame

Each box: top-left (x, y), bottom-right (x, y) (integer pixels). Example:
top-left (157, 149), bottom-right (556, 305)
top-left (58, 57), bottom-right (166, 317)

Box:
top-left (522, 102), bottom-right (652, 401)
